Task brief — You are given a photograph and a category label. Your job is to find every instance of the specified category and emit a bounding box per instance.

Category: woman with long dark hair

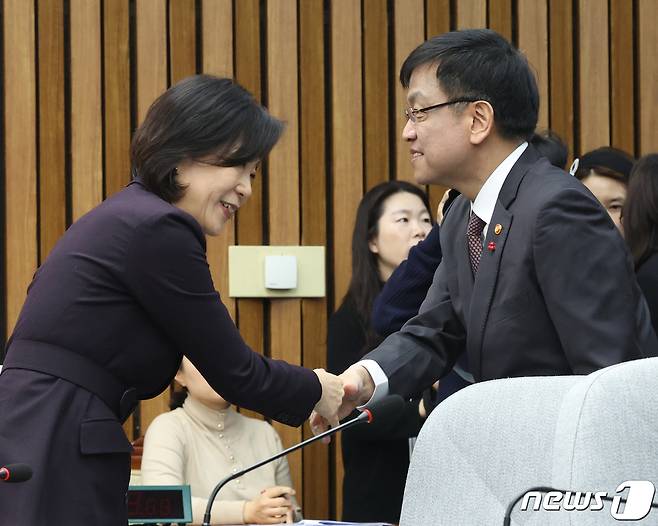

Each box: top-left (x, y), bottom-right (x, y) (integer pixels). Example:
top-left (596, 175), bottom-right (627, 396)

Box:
top-left (624, 154), bottom-right (658, 335)
top-left (0, 75), bottom-right (342, 525)
top-left (327, 180), bottom-right (433, 524)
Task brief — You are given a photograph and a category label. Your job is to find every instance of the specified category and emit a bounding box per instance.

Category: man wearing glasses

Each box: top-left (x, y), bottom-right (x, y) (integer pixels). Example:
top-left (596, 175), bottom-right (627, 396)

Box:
top-left (312, 29), bottom-right (657, 430)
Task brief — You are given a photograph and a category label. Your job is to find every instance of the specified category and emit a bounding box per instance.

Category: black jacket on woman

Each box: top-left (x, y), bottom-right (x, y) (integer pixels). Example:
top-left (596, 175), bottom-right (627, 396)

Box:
top-left (0, 179), bottom-right (320, 525)
top-left (328, 298), bottom-right (424, 524)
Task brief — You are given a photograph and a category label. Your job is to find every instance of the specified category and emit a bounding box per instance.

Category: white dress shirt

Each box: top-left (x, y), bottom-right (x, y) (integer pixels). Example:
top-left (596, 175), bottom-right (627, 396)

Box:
top-left (359, 142), bottom-right (528, 406)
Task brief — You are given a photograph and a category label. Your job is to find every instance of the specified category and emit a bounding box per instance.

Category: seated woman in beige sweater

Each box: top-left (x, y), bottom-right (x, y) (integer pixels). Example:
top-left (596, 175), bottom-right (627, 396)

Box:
top-left (141, 357), bottom-right (301, 525)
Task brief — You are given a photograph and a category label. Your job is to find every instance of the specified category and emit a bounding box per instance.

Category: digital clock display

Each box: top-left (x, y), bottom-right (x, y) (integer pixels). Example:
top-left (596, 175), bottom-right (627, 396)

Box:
top-left (128, 486), bottom-right (192, 524)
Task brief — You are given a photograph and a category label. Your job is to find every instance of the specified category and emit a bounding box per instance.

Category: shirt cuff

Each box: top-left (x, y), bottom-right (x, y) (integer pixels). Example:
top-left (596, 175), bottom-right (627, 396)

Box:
top-left (356, 359), bottom-right (389, 409)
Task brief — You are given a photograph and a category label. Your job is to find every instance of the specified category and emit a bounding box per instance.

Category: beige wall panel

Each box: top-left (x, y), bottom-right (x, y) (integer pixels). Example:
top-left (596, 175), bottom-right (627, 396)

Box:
top-left (70, 0), bottom-right (103, 221)
top-left (517, 0), bottom-right (549, 130)
top-left (136, 0), bottom-right (170, 433)
top-left (267, 0), bottom-right (303, 503)
top-left (638, 0), bottom-right (658, 154)
top-left (578, 0), bottom-right (609, 153)
top-left (489, 0), bottom-right (512, 39)
top-left (38, 0), bottom-right (66, 260)
top-left (394, 0), bottom-right (424, 183)
top-left (104, 0), bottom-right (132, 198)
top-left (4, 0), bottom-right (38, 334)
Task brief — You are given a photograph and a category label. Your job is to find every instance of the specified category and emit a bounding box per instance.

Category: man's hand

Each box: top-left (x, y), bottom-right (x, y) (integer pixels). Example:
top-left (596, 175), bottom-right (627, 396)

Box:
top-left (309, 364), bottom-right (375, 442)
top-left (312, 369), bottom-right (344, 430)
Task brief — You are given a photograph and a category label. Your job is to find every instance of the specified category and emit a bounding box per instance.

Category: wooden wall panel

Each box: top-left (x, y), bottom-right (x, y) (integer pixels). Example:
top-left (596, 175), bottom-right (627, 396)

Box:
top-left (135, 0), bottom-right (169, 433)
top-left (234, 0), bottom-right (265, 417)
top-left (4, 0), bottom-right (38, 334)
top-left (70, 0), bottom-right (103, 221)
top-left (610, 0), bottom-right (634, 154)
top-left (518, 0), bottom-right (549, 130)
top-left (578, 0), bottom-right (610, 152)
top-left (202, 0), bottom-right (236, 323)
top-left (300, 0), bottom-right (330, 517)
top-left (456, 0), bottom-right (487, 29)
top-left (267, 0), bottom-right (303, 502)
top-left (104, 0), bottom-right (131, 198)
top-left (549, 0), bottom-right (575, 158)
top-left (638, 0), bottom-right (658, 154)
top-left (38, 0), bottom-right (66, 260)
top-left (4, 0), bottom-right (658, 519)
top-left (394, 0), bottom-right (424, 183)
top-left (364, 0), bottom-right (390, 189)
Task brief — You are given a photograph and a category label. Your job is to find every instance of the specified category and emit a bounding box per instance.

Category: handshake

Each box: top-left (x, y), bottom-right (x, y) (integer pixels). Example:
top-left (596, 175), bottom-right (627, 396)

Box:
top-left (309, 365), bottom-right (376, 440)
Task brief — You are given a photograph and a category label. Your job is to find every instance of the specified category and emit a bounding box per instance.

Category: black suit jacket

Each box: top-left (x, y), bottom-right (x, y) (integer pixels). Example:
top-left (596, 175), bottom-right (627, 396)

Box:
top-left (365, 146), bottom-right (657, 397)
top-left (0, 179), bottom-right (320, 525)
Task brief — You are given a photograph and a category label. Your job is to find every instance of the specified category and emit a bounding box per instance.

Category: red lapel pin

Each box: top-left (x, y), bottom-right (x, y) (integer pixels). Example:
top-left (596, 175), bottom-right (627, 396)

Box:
top-left (488, 241), bottom-right (496, 252)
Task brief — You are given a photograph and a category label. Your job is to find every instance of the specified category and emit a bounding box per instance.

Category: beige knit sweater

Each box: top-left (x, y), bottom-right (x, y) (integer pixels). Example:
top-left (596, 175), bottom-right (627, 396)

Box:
top-left (141, 396), bottom-right (300, 524)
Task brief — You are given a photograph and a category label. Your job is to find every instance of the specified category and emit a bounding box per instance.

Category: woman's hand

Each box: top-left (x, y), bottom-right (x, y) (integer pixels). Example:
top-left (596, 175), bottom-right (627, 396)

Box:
top-left (243, 486), bottom-right (295, 524)
top-left (312, 368), bottom-right (344, 429)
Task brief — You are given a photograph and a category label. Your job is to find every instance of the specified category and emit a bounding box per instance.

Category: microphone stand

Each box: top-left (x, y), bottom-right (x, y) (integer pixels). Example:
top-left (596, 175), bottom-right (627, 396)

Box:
top-left (202, 411), bottom-right (370, 526)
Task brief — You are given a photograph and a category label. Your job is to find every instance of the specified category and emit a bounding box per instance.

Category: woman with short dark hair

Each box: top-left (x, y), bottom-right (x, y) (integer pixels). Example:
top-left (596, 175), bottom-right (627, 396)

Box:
top-left (624, 154), bottom-right (658, 335)
top-left (0, 75), bottom-right (342, 525)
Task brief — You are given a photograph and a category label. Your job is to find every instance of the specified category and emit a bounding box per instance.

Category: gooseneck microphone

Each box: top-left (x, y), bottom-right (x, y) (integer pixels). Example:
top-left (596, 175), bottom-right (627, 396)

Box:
top-left (202, 395), bottom-right (405, 526)
top-left (0, 463), bottom-right (33, 483)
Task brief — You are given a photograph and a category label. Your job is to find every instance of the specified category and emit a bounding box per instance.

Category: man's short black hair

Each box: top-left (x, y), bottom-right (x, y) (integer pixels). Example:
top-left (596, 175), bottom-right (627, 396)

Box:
top-left (131, 74), bottom-right (284, 202)
top-left (400, 29), bottom-right (539, 141)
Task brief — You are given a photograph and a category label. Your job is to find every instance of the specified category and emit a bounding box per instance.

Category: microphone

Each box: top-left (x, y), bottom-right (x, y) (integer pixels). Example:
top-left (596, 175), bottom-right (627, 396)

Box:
top-left (0, 463), bottom-right (33, 483)
top-left (202, 395), bottom-right (405, 526)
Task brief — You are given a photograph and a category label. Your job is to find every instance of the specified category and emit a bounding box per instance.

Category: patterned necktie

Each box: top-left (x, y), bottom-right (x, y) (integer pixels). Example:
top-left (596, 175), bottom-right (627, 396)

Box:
top-left (467, 212), bottom-right (486, 275)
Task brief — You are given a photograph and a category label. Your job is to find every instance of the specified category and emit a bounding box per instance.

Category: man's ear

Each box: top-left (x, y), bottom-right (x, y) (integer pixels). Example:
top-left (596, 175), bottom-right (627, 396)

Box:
top-left (469, 100), bottom-right (495, 145)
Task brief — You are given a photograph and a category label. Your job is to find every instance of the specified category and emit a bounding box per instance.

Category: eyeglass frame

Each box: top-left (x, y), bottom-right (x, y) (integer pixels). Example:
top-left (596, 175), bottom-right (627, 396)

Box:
top-left (404, 98), bottom-right (481, 123)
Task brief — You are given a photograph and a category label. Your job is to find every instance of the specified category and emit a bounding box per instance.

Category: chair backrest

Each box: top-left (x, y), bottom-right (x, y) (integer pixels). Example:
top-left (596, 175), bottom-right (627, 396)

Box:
top-left (400, 358), bottom-right (658, 526)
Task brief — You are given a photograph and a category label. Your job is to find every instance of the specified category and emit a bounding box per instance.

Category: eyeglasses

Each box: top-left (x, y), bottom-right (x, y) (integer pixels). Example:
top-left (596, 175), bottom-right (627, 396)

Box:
top-left (405, 98), bottom-right (479, 123)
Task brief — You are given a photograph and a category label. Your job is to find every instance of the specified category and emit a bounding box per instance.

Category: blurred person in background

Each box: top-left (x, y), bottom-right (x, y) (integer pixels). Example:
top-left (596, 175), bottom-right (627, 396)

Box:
top-left (624, 154), bottom-right (658, 335)
top-left (142, 357), bottom-right (301, 525)
top-left (327, 180), bottom-right (433, 524)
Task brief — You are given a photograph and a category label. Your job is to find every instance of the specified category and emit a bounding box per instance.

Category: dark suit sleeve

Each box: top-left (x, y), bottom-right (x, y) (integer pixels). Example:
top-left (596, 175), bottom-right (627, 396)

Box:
top-left (363, 260), bottom-right (465, 399)
top-left (371, 224), bottom-right (442, 337)
top-left (534, 188), bottom-right (655, 372)
top-left (637, 257), bottom-right (658, 337)
top-left (122, 213), bottom-right (321, 426)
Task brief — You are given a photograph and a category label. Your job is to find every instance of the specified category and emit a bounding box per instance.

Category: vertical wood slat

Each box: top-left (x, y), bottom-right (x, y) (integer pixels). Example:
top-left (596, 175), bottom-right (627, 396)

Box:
top-left (425, 0), bottom-right (450, 211)
top-left (610, 0), bottom-right (635, 154)
top-left (4, 0), bottom-right (38, 334)
top-left (456, 0), bottom-right (487, 29)
top-left (331, 1), bottom-right (364, 516)
top-left (135, 0), bottom-right (169, 434)
top-left (578, 0), bottom-right (610, 153)
top-left (517, 0), bottom-right (549, 130)
top-left (234, 0), bottom-right (265, 424)
top-left (104, 0), bottom-right (131, 198)
top-left (169, 0), bottom-right (196, 83)
top-left (299, 0), bottom-right (329, 517)
top-left (363, 0), bottom-right (389, 189)
top-left (266, 0), bottom-right (303, 503)
top-left (70, 0), bottom-right (103, 221)
top-left (549, 0), bottom-right (575, 158)
top-left (201, 0), bottom-right (236, 322)
top-left (489, 0), bottom-right (512, 40)
top-left (38, 0), bottom-right (66, 260)
top-left (638, 0), bottom-right (658, 155)
top-left (394, 0), bottom-right (424, 184)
